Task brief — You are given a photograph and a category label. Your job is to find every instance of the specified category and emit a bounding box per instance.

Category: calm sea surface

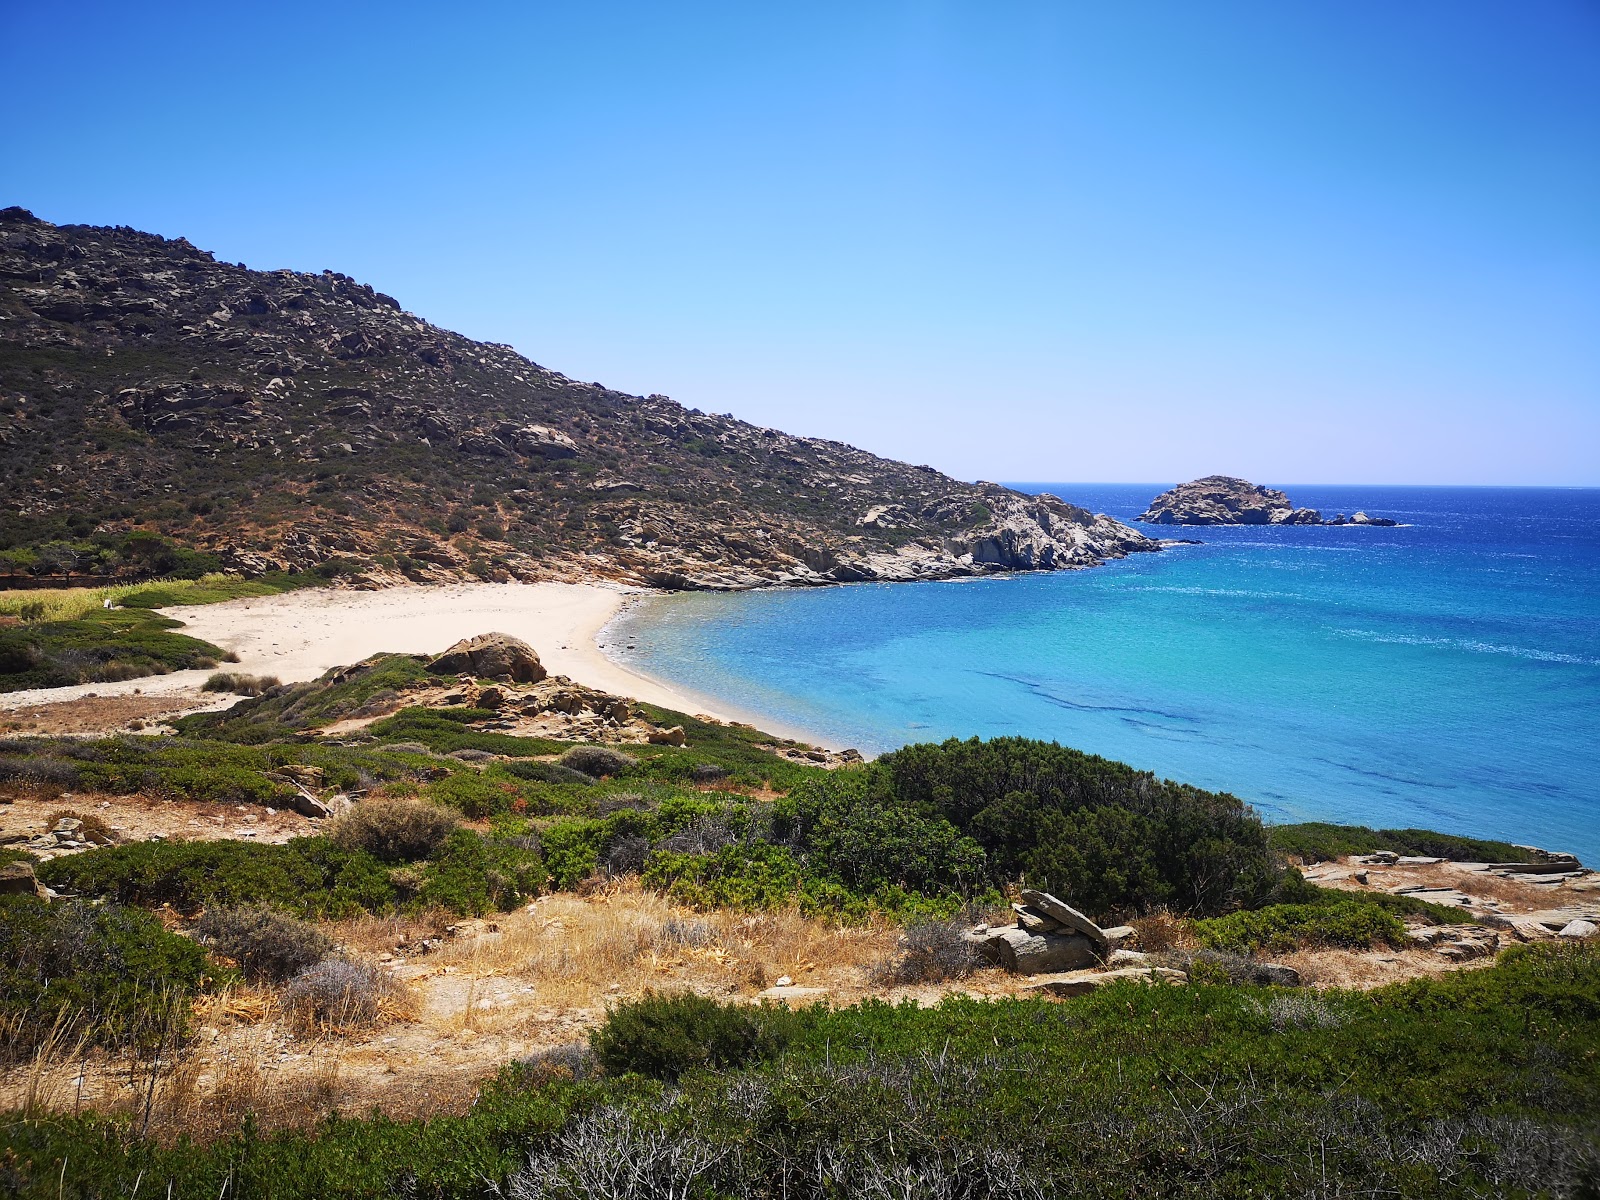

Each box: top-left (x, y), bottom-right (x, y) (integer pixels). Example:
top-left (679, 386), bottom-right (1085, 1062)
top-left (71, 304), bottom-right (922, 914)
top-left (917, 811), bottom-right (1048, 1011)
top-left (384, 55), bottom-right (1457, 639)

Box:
top-left (610, 486), bottom-right (1600, 861)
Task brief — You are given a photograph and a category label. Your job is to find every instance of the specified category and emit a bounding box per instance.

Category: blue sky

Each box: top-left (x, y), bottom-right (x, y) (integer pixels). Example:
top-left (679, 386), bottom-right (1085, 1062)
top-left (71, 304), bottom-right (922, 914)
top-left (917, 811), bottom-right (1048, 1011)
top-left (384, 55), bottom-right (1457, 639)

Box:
top-left (3, 1), bottom-right (1597, 485)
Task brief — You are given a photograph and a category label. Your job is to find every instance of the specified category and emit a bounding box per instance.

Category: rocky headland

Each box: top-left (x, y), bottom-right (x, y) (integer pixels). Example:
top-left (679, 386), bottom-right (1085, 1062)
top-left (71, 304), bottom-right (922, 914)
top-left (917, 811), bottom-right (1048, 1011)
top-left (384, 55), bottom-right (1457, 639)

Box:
top-left (1138, 476), bottom-right (1397, 527)
top-left (0, 207), bottom-right (1161, 591)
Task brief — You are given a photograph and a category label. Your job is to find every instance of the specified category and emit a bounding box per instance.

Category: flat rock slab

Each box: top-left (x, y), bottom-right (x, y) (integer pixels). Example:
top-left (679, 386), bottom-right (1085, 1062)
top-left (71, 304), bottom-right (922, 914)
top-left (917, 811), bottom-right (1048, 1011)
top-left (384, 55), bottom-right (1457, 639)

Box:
top-left (1025, 967), bottom-right (1188, 998)
top-left (756, 986), bottom-right (829, 1004)
top-left (1019, 889), bottom-right (1108, 949)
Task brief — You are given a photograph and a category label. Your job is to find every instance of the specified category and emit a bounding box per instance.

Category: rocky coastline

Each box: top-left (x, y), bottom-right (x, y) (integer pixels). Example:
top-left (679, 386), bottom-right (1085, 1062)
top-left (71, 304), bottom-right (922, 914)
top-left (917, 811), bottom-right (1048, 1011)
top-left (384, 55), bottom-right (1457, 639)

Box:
top-left (0, 207), bottom-right (1165, 595)
top-left (1138, 476), bottom-right (1397, 527)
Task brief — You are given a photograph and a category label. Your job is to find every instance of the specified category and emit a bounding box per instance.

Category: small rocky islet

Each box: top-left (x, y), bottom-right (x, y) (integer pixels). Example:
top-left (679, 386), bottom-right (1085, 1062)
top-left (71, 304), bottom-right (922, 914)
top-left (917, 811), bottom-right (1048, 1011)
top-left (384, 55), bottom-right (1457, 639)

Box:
top-left (1138, 475), bottom-right (1397, 526)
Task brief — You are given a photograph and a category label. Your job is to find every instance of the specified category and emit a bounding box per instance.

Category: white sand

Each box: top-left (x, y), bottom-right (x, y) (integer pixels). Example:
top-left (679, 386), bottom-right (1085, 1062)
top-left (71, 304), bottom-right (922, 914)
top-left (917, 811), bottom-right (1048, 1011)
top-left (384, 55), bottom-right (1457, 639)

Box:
top-left (0, 582), bottom-right (733, 722)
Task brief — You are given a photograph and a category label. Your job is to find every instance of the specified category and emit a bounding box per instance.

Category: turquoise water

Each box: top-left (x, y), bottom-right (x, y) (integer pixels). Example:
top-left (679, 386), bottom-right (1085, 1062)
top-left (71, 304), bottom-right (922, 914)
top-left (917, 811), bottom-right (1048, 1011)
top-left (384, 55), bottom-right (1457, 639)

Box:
top-left (611, 486), bottom-right (1600, 862)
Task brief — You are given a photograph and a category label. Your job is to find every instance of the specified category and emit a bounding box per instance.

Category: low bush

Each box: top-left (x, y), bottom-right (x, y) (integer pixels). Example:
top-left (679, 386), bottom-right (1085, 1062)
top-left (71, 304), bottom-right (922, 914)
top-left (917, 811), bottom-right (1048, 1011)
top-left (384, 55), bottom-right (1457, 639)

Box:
top-left (194, 905), bottom-right (332, 982)
top-left (0, 608), bottom-right (233, 692)
top-left (0, 896), bottom-right (211, 1054)
top-left (283, 959), bottom-right (404, 1033)
top-left (589, 991), bottom-right (789, 1081)
top-left (502, 759), bottom-right (594, 786)
top-left (557, 744), bottom-right (637, 778)
top-left (327, 798), bottom-right (457, 863)
top-left (1194, 899), bottom-right (1409, 955)
top-left (201, 671), bottom-right (281, 696)
top-left (872, 918), bottom-right (985, 985)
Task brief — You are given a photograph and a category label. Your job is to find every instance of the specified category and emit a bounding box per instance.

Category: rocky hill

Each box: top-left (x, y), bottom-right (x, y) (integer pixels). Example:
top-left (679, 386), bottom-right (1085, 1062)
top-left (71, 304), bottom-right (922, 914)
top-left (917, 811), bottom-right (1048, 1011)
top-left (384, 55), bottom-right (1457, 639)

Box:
top-left (1138, 476), bottom-right (1395, 527)
top-left (0, 207), bottom-right (1161, 590)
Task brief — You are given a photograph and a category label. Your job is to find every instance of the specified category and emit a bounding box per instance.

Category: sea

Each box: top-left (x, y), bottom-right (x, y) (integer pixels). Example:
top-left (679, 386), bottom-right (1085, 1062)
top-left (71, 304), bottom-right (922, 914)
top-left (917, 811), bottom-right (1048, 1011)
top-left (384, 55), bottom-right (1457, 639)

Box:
top-left (607, 485), bottom-right (1600, 863)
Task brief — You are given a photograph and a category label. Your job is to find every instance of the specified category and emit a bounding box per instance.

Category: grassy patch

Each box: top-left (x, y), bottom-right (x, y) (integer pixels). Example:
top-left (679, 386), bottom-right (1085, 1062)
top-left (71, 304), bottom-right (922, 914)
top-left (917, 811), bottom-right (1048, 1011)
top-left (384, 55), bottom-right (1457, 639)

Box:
top-left (0, 608), bottom-right (233, 691)
top-left (1194, 898), bottom-right (1410, 955)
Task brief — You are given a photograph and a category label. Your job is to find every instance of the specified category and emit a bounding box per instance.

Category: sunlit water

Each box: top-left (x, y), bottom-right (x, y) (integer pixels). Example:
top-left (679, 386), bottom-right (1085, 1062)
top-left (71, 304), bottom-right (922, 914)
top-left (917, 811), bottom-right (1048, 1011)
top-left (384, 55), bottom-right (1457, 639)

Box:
top-left (609, 485), bottom-right (1600, 861)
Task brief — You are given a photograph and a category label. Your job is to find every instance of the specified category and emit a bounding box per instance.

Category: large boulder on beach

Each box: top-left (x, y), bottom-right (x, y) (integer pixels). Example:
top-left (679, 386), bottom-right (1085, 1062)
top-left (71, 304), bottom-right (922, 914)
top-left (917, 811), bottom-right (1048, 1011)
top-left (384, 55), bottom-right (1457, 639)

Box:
top-left (427, 633), bottom-right (546, 684)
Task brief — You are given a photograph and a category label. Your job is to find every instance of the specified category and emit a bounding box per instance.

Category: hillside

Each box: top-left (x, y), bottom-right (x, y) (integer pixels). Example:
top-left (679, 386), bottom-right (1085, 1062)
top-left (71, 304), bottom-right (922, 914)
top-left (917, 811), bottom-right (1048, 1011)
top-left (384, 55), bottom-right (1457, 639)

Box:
top-left (0, 207), bottom-right (1159, 590)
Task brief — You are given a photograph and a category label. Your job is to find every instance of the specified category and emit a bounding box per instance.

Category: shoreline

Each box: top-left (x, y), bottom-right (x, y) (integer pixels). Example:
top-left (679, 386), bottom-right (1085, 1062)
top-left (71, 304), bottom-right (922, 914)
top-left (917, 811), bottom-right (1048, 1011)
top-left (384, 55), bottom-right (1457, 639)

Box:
top-left (0, 582), bottom-right (745, 729)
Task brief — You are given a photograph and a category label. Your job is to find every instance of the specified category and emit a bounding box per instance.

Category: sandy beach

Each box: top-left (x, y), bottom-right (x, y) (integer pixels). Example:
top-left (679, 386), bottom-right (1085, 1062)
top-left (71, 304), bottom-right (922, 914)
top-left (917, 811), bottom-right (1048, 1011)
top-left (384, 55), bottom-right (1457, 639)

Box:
top-left (0, 582), bottom-right (735, 724)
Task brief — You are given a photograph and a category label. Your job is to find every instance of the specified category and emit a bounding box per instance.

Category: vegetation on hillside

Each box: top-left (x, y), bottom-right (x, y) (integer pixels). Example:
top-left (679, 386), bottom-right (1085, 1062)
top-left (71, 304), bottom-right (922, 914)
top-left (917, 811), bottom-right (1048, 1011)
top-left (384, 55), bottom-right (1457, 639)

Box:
top-left (2, 943), bottom-right (1596, 1198)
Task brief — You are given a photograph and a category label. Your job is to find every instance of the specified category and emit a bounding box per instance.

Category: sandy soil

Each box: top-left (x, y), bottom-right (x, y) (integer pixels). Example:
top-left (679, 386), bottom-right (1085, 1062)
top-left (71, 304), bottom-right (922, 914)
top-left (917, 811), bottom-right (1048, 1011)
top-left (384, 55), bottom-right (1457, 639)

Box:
top-left (0, 582), bottom-right (733, 729)
top-left (0, 791), bottom-right (316, 852)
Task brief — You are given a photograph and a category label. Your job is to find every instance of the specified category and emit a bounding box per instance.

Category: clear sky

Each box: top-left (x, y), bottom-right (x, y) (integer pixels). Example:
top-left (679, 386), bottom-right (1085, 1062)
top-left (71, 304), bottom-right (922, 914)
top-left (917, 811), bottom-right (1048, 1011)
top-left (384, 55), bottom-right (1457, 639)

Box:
top-left (3, 1), bottom-right (1597, 485)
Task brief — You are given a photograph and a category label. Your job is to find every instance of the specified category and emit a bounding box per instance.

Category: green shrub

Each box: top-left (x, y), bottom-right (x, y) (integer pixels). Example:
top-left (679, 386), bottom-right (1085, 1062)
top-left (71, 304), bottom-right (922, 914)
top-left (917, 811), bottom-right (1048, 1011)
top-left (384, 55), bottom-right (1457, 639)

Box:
top-left (414, 829), bottom-right (545, 913)
top-left (1194, 900), bottom-right (1409, 955)
top-left (590, 990), bottom-right (789, 1081)
top-left (0, 608), bottom-right (232, 692)
top-left (327, 798), bottom-right (457, 863)
top-left (0, 896), bottom-right (211, 1054)
top-left (194, 904), bottom-right (332, 982)
top-left (502, 759), bottom-right (594, 786)
top-left (557, 744), bottom-right (637, 778)
top-left (200, 671), bottom-right (281, 695)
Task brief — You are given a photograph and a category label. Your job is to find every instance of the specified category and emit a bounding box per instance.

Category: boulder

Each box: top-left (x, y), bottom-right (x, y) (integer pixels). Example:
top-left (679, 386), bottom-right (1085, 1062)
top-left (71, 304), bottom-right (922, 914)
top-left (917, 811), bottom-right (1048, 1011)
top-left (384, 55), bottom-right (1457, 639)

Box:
top-left (756, 985), bottom-right (829, 1004)
top-left (966, 926), bottom-right (1097, 974)
top-left (646, 725), bottom-right (687, 746)
top-left (1013, 903), bottom-right (1062, 935)
top-left (1019, 889), bottom-right (1109, 951)
top-left (0, 861), bottom-right (47, 898)
top-left (427, 633), bottom-right (547, 684)
top-left (1254, 963), bottom-right (1302, 987)
top-left (1558, 919), bottom-right (1597, 939)
top-left (1025, 967), bottom-right (1189, 998)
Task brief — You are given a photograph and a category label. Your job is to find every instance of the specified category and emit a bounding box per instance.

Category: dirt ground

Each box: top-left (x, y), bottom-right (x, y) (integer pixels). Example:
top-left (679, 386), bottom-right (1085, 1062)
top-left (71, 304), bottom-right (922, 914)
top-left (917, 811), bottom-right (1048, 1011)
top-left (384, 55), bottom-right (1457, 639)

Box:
top-left (0, 789), bottom-right (316, 856)
top-left (0, 688), bottom-right (229, 736)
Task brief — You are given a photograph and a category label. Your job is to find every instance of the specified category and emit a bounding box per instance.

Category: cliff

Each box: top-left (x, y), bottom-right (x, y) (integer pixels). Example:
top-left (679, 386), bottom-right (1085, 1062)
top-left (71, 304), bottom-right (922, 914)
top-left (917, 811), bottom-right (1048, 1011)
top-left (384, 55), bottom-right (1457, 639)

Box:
top-left (0, 207), bottom-right (1161, 589)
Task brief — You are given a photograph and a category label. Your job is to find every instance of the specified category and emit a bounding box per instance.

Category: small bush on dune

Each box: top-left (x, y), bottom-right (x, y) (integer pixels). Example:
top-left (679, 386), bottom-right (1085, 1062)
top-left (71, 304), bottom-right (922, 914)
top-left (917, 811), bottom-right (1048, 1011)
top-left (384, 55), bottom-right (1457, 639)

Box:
top-left (194, 904), bottom-right (332, 982)
top-left (590, 990), bottom-right (788, 1081)
top-left (283, 959), bottom-right (405, 1033)
top-left (557, 745), bottom-right (637, 778)
top-left (201, 671), bottom-right (281, 696)
top-left (328, 799), bottom-right (457, 864)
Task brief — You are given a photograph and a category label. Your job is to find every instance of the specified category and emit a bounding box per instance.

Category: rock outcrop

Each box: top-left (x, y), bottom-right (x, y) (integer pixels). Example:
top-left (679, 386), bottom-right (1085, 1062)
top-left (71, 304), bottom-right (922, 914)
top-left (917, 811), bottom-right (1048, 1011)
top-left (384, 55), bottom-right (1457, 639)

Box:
top-left (964, 889), bottom-right (1136, 975)
top-left (0, 206), bottom-right (1164, 591)
top-left (426, 633), bottom-right (547, 684)
top-left (1138, 477), bottom-right (1395, 527)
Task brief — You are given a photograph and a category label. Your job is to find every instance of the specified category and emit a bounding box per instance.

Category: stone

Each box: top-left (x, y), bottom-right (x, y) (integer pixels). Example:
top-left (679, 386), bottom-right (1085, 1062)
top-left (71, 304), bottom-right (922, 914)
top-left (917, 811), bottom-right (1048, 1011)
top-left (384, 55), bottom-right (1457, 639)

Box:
top-left (756, 985), bottom-right (828, 1004)
top-left (1253, 964), bottom-right (1302, 987)
top-left (1019, 889), bottom-right (1108, 950)
top-left (1013, 904), bottom-right (1063, 935)
top-left (427, 633), bottom-right (546, 684)
top-left (647, 725), bottom-right (687, 746)
top-left (1100, 925), bottom-right (1136, 947)
top-left (1558, 919), bottom-right (1597, 939)
top-left (51, 817), bottom-right (83, 835)
top-left (0, 861), bottom-right (47, 898)
top-left (968, 926), bottom-right (1098, 974)
top-left (1025, 967), bottom-right (1188, 997)
top-left (1106, 949), bottom-right (1151, 967)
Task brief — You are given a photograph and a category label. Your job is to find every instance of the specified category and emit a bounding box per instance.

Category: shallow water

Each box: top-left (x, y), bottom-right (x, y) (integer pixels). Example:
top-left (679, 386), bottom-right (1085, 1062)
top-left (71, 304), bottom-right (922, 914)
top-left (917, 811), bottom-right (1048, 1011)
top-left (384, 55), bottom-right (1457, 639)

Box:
top-left (611, 485), bottom-right (1600, 861)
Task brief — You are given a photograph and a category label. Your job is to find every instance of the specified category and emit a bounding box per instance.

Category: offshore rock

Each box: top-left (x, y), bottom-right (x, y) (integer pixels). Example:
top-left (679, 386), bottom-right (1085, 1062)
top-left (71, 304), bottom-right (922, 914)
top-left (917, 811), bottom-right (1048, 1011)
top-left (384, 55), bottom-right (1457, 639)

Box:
top-left (1138, 476), bottom-right (1395, 528)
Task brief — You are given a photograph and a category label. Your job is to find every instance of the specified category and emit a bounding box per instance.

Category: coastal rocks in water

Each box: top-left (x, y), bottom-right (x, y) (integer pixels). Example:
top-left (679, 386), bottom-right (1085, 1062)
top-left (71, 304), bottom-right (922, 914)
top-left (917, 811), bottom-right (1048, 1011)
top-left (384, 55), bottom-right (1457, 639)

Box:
top-left (1138, 476), bottom-right (1395, 527)
top-left (427, 633), bottom-right (547, 684)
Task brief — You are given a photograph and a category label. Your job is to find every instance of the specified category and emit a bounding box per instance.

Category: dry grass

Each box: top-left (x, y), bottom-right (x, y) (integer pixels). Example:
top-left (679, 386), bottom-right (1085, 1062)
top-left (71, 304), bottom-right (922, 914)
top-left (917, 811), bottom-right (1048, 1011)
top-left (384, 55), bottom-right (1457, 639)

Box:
top-left (0, 575), bottom-right (246, 623)
top-left (429, 886), bottom-right (899, 1013)
top-left (1127, 909), bottom-right (1192, 953)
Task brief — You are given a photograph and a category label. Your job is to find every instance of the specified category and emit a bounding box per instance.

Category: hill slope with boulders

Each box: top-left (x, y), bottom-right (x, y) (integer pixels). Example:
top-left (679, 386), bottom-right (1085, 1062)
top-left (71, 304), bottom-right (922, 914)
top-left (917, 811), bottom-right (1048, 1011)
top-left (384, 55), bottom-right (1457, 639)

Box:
top-left (0, 207), bottom-right (1161, 590)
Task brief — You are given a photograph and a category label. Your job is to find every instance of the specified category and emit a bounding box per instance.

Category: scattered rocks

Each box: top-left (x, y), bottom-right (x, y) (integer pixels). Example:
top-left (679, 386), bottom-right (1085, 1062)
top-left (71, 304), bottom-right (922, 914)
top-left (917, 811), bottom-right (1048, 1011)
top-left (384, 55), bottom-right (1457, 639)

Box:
top-left (965, 890), bottom-right (1115, 975)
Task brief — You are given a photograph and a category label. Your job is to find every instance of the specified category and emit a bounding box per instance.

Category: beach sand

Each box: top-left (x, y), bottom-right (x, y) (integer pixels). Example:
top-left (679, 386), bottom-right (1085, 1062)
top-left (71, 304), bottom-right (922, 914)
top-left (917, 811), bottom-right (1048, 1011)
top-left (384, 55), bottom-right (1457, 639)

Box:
top-left (0, 582), bottom-right (732, 724)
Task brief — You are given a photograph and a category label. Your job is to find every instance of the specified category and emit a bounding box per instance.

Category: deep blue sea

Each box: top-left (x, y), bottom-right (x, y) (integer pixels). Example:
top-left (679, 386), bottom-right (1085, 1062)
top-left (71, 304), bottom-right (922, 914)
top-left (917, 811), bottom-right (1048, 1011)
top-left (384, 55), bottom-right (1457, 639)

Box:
top-left (610, 486), bottom-right (1600, 862)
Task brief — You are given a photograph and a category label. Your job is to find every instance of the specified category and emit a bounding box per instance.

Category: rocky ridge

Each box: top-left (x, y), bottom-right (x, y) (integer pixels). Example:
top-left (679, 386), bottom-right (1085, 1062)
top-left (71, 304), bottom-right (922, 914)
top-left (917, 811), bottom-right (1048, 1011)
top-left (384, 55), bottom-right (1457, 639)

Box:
top-left (0, 207), bottom-right (1162, 590)
top-left (1139, 476), bottom-right (1396, 527)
